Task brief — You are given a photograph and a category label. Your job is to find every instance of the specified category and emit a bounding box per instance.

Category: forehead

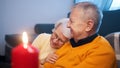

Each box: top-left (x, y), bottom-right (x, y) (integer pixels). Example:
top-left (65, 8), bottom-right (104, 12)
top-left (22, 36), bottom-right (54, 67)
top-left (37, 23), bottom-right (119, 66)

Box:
top-left (70, 11), bottom-right (79, 22)
top-left (54, 25), bottom-right (67, 42)
top-left (53, 25), bottom-right (63, 39)
top-left (54, 24), bottom-right (61, 33)
top-left (70, 8), bottom-right (85, 21)
top-left (71, 8), bottom-right (83, 17)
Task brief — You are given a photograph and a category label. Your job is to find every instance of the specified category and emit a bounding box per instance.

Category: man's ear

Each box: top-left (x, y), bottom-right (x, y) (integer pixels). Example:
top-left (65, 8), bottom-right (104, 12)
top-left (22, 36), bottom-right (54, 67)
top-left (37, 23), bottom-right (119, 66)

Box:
top-left (85, 20), bottom-right (94, 31)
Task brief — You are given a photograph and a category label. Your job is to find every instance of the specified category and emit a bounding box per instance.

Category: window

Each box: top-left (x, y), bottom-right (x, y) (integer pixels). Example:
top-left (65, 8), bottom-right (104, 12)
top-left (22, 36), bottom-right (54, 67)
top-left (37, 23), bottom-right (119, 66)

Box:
top-left (74, 0), bottom-right (112, 11)
top-left (109, 0), bottom-right (120, 10)
top-left (74, 0), bottom-right (120, 11)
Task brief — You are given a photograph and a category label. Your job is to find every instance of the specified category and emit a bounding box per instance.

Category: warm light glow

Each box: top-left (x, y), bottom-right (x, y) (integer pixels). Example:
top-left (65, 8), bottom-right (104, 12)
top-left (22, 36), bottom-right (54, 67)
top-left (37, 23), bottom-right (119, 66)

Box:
top-left (22, 32), bottom-right (28, 48)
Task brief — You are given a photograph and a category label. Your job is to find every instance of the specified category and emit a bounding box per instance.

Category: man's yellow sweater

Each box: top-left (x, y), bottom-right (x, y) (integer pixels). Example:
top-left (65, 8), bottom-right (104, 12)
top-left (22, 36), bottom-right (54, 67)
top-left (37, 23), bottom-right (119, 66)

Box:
top-left (44, 35), bottom-right (117, 68)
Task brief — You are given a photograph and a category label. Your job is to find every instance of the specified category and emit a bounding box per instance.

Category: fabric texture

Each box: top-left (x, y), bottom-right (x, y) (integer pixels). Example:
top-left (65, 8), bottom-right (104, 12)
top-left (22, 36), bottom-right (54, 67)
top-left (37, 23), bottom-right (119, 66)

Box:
top-left (105, 32), bottom-right (120, 68)
top-left (44, 36), bottom-right (117, 68)
top-left (105, 32), bottom-right (120, 54)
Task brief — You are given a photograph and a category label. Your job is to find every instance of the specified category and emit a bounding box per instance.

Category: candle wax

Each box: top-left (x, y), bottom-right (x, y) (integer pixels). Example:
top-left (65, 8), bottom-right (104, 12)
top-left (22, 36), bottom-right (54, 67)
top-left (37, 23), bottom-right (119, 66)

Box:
top-left (11, 44), bottom-right (39, 68)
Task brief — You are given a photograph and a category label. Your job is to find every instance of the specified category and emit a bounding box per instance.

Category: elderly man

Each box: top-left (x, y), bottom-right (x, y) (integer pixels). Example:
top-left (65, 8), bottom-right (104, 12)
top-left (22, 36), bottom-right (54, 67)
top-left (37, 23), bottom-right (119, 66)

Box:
top-left (44, 2), bottom-right (117, 68)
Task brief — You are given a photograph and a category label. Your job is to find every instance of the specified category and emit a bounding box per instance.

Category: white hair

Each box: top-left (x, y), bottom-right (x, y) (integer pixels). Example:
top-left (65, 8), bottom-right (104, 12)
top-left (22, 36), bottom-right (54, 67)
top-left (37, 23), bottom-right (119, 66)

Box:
top-left (52, 18), bottom-right (71, 39)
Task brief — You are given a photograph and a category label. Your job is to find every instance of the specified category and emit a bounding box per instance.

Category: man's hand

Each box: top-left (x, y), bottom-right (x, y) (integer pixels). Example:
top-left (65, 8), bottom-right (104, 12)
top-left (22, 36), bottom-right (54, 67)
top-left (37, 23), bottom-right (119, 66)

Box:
top-left (45, 53), bottom-right (58, 64)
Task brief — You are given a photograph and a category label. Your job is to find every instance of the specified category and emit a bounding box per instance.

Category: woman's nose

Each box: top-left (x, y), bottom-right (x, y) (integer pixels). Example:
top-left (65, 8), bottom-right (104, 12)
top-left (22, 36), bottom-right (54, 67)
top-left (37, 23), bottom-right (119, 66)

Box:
top-left (53, 38), bottom-right (58, 43)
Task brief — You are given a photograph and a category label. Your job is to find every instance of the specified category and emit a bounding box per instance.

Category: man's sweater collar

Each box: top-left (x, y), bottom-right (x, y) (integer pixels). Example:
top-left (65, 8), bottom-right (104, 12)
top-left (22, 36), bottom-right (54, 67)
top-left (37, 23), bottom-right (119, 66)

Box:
top-left (70, 33), bottom-right (98, 47)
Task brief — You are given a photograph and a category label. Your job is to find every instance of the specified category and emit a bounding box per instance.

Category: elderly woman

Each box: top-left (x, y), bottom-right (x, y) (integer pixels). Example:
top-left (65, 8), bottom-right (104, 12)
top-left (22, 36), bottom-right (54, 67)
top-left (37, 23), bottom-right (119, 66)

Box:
top-left (32, 18), bottom-right (71, 68)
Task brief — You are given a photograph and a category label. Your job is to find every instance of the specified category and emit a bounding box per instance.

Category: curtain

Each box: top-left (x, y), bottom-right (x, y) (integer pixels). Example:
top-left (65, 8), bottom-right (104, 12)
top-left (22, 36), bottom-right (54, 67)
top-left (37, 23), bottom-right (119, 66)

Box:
top-left (74, 0), bottom-right (113, 11)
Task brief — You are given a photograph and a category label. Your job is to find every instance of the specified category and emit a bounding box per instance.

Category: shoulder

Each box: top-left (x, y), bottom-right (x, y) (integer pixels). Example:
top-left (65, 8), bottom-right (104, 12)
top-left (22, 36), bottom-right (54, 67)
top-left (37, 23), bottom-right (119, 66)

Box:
top-left (37, 33), bottom-right (51, 38)
top-left (56, 41), bottom-right (72, 55)
top-left (33, 33), bottom-right (51, 42)
top-left (89, 36), bottom-right (115, 54)
top-left (32, 33), bottom-right (51, 47)
top-left (39, 33), bottom-right (51, 36)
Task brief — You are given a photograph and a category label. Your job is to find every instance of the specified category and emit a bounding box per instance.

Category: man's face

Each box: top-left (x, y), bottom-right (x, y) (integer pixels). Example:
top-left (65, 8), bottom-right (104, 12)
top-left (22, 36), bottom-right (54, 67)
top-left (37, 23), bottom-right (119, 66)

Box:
top-left (67, 8), bottom-right (88, 41)
top-left (50, 25), bottom-right (68, 49)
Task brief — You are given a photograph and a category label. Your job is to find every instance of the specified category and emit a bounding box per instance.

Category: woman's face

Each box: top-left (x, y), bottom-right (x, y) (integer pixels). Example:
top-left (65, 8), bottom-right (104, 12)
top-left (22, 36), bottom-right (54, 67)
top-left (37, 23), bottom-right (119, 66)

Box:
top-left (50, 25), bottom-right (68, 49)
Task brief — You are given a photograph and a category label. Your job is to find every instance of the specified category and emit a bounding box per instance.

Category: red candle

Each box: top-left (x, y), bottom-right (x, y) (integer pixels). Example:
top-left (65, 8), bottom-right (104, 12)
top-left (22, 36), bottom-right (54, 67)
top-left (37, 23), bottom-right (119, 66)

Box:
top-left (11, 32), bottom-right (39, 68)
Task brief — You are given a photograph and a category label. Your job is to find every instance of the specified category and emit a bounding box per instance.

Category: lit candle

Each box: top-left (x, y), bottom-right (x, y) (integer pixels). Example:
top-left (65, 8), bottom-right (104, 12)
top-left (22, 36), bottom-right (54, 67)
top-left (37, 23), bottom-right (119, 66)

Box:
top-left (11, 32), bottom-right (39, 68)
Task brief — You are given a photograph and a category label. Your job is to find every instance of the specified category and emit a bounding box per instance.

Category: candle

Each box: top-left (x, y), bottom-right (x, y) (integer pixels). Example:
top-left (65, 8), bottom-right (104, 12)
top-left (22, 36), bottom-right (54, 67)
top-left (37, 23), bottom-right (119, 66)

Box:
top-left (11, 32), bottom-right (39, 68)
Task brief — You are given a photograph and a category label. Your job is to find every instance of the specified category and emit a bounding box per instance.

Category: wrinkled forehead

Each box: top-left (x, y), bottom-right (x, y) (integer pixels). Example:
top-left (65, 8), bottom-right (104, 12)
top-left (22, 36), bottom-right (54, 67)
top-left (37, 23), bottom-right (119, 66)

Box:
top-left (52, 23), bottom-right (62, 32)
top-left (53, 25), bottom-right (62, 37)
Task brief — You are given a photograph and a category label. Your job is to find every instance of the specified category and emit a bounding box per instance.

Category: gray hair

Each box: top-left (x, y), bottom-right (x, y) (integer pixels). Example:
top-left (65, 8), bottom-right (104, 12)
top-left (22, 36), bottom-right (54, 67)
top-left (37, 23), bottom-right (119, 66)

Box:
top-left (74, 2), bottom-right (103, 33)
top-left (52, 18), bottom-right (71, 39)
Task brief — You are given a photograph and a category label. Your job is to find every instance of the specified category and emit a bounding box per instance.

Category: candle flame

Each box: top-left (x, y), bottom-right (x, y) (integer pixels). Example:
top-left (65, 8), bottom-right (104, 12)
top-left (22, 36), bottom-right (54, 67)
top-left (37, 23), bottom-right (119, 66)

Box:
top-left (22, 32), bottom-right (28, 48)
